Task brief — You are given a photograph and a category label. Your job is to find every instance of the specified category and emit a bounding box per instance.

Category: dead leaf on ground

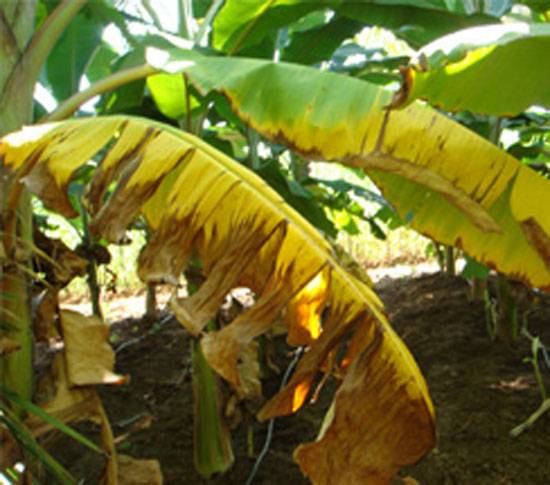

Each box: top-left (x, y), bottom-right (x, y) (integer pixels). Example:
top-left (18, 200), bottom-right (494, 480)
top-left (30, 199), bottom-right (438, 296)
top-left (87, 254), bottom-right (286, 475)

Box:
top-left (117, 454), bottom-right (163, 485)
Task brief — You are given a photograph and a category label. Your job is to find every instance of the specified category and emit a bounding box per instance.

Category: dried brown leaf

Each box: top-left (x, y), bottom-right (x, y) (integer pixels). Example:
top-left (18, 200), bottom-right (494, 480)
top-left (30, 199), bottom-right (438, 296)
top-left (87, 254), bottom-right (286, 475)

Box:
top-left (294, 330), bottom-right (436, 484)
top-left (117, 455), bottom-right (163, 485)
top-left (60, 310), bottom-right (127, 386)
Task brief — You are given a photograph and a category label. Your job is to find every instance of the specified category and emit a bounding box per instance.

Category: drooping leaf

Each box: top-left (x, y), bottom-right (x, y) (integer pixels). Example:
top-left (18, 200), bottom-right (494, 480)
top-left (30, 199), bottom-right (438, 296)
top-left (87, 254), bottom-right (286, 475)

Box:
top-left (293, 320), bottom-right (435, 484)
top-left (393, 23), bottom-right (550, 115)
top-left (145, 47), bottom-right (550, 291)
top-left (1, 116), bottom-right (435, 481)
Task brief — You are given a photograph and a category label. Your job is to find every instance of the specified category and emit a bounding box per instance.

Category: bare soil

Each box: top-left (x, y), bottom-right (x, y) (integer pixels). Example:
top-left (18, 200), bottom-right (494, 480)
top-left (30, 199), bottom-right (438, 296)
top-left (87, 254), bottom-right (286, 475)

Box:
top-left (54, 273), bottom-right (550, 484)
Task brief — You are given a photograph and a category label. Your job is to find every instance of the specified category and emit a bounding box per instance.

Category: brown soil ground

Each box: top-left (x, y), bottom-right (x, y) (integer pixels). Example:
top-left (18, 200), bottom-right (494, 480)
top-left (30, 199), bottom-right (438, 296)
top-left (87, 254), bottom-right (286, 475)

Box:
top-left (54, 273), bottom-right (550, 484)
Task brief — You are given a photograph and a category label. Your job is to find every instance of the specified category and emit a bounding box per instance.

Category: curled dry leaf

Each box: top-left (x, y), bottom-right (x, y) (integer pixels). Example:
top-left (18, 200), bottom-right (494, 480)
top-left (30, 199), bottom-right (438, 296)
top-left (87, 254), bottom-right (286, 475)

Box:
top-left (235, 340), bottom-right (262, 401)
top-left (294, 330), bottom-right (435, 485)
top-left (170, 221), bottom-right (285, 336)
top-left (1, 116), bottom-right (435, 481)
top-left (59, 310), bottom-right (127, 386)
top-left (33, 228), bottom-right (88, 287)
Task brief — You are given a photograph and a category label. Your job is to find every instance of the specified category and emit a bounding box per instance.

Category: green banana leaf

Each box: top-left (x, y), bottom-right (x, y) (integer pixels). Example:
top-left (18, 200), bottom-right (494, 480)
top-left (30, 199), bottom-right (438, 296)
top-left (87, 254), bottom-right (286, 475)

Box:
top-left (213, 0), bottom-right (334, 53)
top-left (212, 0), bottom-right (509, 53)
top-left (393, 23), bottom-right (550, 115)
top-left (337, 1), bottom-right (506, 48)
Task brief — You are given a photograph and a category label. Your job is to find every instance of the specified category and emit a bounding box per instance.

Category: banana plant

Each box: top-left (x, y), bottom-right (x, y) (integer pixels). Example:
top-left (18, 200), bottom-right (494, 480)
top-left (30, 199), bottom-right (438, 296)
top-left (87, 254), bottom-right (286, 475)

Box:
top-left (1, 115), bottom-right (436, 483)
top-left (2, 2), bottom-right (550, 483)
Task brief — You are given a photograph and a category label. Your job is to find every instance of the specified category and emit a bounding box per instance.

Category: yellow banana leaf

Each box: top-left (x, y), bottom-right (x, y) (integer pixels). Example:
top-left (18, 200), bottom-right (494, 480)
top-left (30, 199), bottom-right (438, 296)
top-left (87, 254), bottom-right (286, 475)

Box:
top-left (145, 49), bottom-right (550, 290)
top-left (1, 116), bottom-right (435, 481)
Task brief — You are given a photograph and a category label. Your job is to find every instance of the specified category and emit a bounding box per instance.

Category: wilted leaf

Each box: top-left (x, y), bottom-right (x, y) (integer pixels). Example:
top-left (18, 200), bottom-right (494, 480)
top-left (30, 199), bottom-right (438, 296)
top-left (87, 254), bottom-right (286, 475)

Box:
top-left (235, 341), bottom-right (262, 401)
top-left (29, 356), bottom-right (99, 436)
top-left (201, 270), bottom-right (295, 390)
top-left (294, 329), bottom-right (434, 484)
top-left (1, 116), bottom-right (435, 481)
top-left (59, 310), bottom-right (127, 386)
top-left (170, 221), bottom-right (286, 336)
